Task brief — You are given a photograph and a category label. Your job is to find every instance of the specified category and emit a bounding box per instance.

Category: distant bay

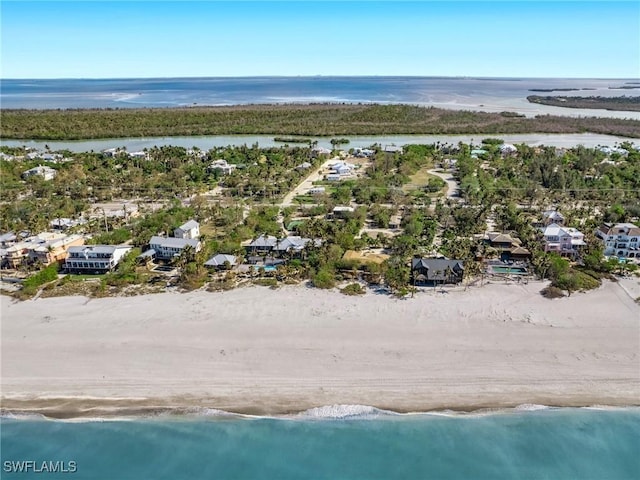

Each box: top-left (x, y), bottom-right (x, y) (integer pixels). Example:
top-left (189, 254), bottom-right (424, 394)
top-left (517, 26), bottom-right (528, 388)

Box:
top-left (1, 76), bottom-right (639, 120)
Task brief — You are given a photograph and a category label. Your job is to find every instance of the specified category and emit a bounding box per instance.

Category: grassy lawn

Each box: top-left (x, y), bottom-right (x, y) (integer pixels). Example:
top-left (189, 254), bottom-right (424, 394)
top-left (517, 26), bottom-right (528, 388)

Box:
top-left (402, 166), bottom-right (446, 196)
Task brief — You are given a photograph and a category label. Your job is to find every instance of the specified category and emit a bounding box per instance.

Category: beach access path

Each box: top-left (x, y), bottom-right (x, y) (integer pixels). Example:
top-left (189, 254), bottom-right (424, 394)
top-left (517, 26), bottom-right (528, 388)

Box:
top-left (280, 158), bottom-right (336, 208)
top-left (1, 279), bottom-right (638, 417)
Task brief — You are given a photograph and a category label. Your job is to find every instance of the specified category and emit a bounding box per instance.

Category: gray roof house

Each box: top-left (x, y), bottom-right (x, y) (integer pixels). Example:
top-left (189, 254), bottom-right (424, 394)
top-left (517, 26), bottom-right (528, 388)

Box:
top-left (22, 165), bottom-right (57, 181)
top-left (542, 210), bottom-right (565, 226)
top-left (204, 254), bottom-right (238, 269)
top-left (149, 236), bottom-right (202, 260)
top-left (65, 245), bottom-right (132, 273)
top-left (174, 220), bottom-right (200, 239)
top-left (411, 258), bottom-right (465, 285)
top-left (245, 234), bottom-right (278, 254)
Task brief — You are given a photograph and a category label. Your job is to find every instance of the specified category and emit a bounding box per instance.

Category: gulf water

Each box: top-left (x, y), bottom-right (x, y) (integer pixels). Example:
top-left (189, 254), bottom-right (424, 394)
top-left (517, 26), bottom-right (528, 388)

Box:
top-left (1, 76), bottom-right (637, 110)
top-left (2, 407), bottom-right (639, 479)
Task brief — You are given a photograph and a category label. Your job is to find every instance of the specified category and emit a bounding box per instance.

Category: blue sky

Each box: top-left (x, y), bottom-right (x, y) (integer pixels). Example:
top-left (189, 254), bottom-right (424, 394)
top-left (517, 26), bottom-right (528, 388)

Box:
top-left (1, 1), bottom-right (638, 78)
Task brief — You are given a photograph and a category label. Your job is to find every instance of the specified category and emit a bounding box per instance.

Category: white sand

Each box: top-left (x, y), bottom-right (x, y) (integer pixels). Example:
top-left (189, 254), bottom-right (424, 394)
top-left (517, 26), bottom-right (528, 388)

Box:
top-left (1, 280), bottom-right (638, 417)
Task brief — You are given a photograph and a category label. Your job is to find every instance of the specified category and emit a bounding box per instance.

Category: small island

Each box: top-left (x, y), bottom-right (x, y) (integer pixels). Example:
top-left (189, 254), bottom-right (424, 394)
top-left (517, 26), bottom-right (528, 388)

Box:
top-left (527, 95), bottom-right (640, 112)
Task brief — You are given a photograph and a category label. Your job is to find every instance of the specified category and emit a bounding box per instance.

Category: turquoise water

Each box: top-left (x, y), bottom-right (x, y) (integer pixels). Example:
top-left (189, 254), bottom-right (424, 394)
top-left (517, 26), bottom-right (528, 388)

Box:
top-left (490, 266), bottom-right (528, 274)
top-left (2, 408), bottom-right (639, 479)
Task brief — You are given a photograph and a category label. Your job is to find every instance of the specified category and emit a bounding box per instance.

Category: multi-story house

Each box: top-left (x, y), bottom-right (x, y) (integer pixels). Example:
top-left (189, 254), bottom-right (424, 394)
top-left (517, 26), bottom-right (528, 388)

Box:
top-left (65, 245), bottom-right (132, 273)
top-left (28, 234), bottom-right (85, 265)
top-left (174, 220), bottom-right (200, 240)
top-left (540, 223), bottom-right (586, 257)
top-left (595, 222), bottom-right (640, 260)
top-left (149, 236), bottom-right (202, 261)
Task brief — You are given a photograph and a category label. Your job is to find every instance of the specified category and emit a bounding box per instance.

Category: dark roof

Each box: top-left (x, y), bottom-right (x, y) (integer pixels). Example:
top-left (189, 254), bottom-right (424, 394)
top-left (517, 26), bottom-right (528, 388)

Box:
top-left (411, 258), bottom-right (464, 281)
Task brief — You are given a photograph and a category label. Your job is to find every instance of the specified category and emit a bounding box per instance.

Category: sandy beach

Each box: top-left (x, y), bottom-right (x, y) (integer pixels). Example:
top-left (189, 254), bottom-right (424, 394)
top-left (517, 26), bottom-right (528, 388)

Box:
top-left (1, 280), bottom-right (639, 417)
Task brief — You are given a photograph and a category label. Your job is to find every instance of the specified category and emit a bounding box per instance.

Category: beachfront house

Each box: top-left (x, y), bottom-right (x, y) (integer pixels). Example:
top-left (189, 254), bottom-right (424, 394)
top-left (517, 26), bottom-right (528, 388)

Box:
top-left (410, 258), bottom-right (465, 285)
top-left (204, 254), bottom-right (238, 271)
top-left (540, 223), bottom-right (585, 257)
top-left (595, 222), bottom-right (640, 260)
top-left (22, 165), bottom-right (57, 181)
top-left (27, 234), bottom-right (85, 266)
top-left (245, 234), bottom-right (278, 255)
top-left (485, 232), bottom-right (531, 261)
top-left (149, 236), bottom-right (202, 261)
top-left (174, 220), bottom-right (200, 240)
top-left (2, 232), bottom-right (85, 268)
top-left (244, 235), bottom-right (320, 259)
top-left (65, 245), bottom-right (132, 274)
top-left (273, 236), bottom-right (320, 259)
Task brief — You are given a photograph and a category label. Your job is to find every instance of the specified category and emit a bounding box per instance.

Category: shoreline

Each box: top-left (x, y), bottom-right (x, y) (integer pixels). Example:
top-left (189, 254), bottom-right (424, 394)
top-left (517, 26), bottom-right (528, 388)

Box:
top-left (2, 280), bottom-right (639, 417)
top-left (2, 403), bottom-right (639, 422)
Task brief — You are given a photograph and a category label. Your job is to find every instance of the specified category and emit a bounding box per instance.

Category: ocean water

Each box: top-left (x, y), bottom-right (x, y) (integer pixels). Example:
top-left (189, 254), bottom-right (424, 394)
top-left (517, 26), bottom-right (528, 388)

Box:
top-left (2, 407), bottom-right (639, 480)
top-left (1, 76), bottom-right (637, 110)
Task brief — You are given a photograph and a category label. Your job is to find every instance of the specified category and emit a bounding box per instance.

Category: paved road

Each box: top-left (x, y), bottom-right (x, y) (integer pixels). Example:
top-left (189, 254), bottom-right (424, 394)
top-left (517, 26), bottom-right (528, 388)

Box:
top-left (427, 169), bottom-right (460, 200)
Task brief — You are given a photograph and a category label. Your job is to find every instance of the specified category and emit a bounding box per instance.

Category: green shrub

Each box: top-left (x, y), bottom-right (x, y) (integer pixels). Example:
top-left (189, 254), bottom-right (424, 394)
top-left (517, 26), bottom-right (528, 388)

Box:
top-left (341, 283), bottom-right (365, 296)
top-left (313, 268), bottom-right (336, 289)
top-left (22, 263), bottom-right (59, 294)
top-left (253, 278), bottom-right (278, 288)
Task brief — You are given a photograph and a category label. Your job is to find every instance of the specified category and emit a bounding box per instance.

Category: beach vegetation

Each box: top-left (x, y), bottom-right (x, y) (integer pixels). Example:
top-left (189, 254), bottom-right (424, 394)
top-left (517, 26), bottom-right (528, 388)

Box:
top-left (2, 104), bottom-right (639, 140)
top-left (340, 283), bottom-right (365, 296)
top-left (20, 262), bottom-right (59, 296)
top-left (312, 267), bottom-right (336, 289)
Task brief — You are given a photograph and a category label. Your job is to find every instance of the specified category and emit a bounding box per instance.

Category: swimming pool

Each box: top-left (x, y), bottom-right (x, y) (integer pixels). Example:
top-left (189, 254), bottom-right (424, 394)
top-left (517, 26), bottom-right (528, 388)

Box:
top-left (253, 265), bottom-right (278, 272)
top-left (490, 266), bottom-right (528, 275)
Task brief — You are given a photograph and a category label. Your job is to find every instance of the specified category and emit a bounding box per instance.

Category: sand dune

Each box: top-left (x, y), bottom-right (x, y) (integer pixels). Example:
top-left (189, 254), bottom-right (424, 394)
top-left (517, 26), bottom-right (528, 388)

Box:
top-left (1, 280), bottom-right (638, 417)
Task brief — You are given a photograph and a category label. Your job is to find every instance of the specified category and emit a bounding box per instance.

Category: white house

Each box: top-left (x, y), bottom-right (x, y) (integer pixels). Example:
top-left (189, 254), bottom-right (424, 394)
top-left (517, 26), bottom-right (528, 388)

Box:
top-left (595, 222), bottom-right (640, 260)
top-left (209, 159), bottom-right (236, 175)
top-left (330, 161), bottom-right (355, 176)
top-left (65, 245), bottom-right (132, 273)
top-left (174, 220), bottom-right (200, 240)
top-left (308, 187), bottom-right (326, 195)
top-left (333, 206), bottom-right (355, 218)
top-left (149, 236), bottom-right (202, 260)
top-left (499, 144), bottom-right (518, 156)
top-left (384, 145), bottom-right (403, 154)
top-left (129, 151), bottom-right (149, 160)
top-left (22, 165), bottom-right (57, 181)
top-left (541, 223), bottom-right (585, 257)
